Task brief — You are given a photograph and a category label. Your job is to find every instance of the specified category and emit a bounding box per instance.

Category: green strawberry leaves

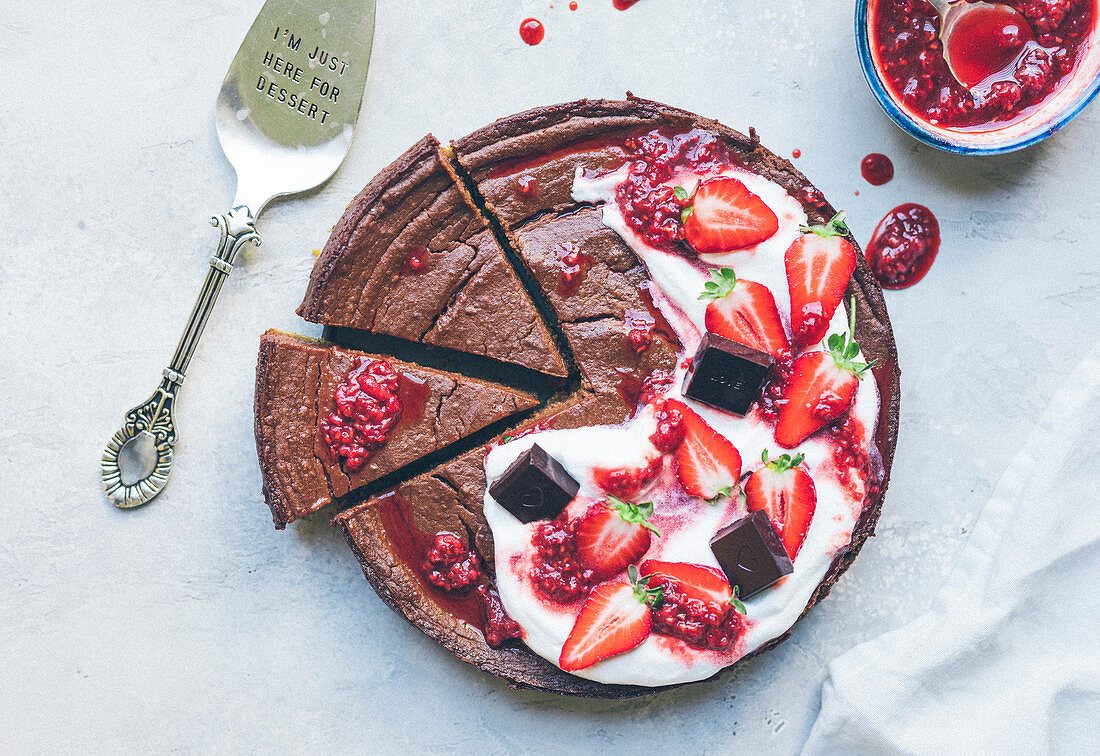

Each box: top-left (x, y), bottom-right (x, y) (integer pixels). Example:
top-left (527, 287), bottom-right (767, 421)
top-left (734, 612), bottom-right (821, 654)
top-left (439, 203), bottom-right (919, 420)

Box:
top-left (827, 296), bottom-right (876, 377)
top-left (699, 267), bottom-right (738, 301)
top-left (628, 564), bottom-right (664, 607)
top-left (761, 448), bottom-right (805, 473)
top-left (799, 210), bottom-right (849, 239)
top-left (608, 496), bottom-right (661, 537)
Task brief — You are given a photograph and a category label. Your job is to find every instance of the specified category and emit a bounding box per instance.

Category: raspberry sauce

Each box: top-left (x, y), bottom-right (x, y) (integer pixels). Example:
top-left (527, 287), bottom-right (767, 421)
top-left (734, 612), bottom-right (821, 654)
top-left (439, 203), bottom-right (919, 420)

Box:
top-left (319, 358), bottom-right (403, 470)
top-left (869, 0), bottom-right (1095, 129)
top-left (555, 242), bottom-right (590, 297)
top-left (423, 532), bottom-right (481, 592)
top-left (860, 153), bottom-right (895, 185)
top-left (866, 203), bottom-right (941, 289)
top-left (614, 129), bottom-right (736, 254)
top-left (613, 0), bottom-right (642, 8)
top-left (519, 18), bottom-right (545, 46)
top-left (403, 246), bottom-right (429, 273)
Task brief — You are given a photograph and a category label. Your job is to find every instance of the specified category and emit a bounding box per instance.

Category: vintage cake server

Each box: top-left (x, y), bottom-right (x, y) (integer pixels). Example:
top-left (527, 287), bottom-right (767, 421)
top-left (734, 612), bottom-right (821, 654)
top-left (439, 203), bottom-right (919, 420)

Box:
top-left (101, 0), bottom-right (376, 508)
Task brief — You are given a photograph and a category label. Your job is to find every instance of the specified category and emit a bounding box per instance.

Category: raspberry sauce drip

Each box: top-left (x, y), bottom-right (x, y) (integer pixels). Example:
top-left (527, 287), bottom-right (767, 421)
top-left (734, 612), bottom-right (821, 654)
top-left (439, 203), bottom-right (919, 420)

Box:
top-left (866, 203), bottom-right (941, 289)
top-left (319, 358), bottom-right (403, 470)
top-left (613, 0), bottom-right (642, 8)
top-left (516, 175), bottom-right (539, 199)
top-left (860, 153), bottom-right (895, 185)
top-left (624, 309), bottom-right (655, 353)
top-left (614, 129), bottom-right (735, 254)
top-left (403, 246), bottom-right (429, 273)
top-left (792, 148), bottom-right (802, 158)
top-left (869, 0), bottom-right (1095, 129)
top-left (422, 532), bottom-right (481, 592)
top-left (556, 242), bottom-right (590, 297)
top-left (519, 18), bottom-right (545, 45)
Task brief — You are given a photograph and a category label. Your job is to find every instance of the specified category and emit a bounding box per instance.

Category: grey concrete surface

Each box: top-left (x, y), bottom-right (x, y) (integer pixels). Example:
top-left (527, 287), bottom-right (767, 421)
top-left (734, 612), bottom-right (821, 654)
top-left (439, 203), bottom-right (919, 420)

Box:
top-left (2, 0), bottom-right (1097, 752)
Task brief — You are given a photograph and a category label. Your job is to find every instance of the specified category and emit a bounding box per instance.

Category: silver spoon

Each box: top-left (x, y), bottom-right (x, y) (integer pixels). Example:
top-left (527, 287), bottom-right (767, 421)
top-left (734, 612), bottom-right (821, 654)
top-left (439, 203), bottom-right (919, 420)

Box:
top-left (101, 0), bottom-right (376, 508)
top-left (927, 0), bottom-right (1031, 91)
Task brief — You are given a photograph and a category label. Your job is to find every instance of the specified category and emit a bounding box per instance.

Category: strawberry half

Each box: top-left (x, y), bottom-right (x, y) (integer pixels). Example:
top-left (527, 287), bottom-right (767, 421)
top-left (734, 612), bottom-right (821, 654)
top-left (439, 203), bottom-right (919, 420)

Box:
top-left (700, 267), bottom-right (791, 359)
top-left (559, 566), bottom-right (661, 671)
top-left (775, 301), bottom-right (874, 448)
top-left (680, 176), bottom-right (779, 253)
top-left (575, 497), bottom-right (660, 579)
top-left (785, 211), bottom-right (858, 348)
top-left (665, 399), bottom-right (742, 502)
top-left (639, 560), bottom-right (732, 606)
top-left (744, 450), bottom-right (817, 559)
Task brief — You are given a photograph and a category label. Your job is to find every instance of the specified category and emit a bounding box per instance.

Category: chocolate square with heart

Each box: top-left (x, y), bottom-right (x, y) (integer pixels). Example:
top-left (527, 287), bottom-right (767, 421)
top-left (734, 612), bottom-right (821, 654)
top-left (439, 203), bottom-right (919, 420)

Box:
top-left (709, 510), bottom-right (794, 598)
top-left (682, 332), bottom-right (773, 416)
top-left (488, 443), bottom-right (579, 523)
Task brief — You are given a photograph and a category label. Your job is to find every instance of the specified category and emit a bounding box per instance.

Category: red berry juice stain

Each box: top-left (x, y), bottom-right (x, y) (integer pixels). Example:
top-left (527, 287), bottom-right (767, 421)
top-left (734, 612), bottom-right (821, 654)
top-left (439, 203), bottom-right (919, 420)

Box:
top-left (403, 246), bottom-right (430, 273)
top-left (520, 18), bottom-right (545, 45)
top-left (854, 190), bottom-right (861, 196)
top-left (860, 153), bottom-right (894, 186)
top-left (613, 0), bottom-right (641, 9)
top-left (569, 0), bottom-right (578, 9)
top-left (556, 242), bottom-right (590, 297)
top-left (792, 148), bottom-right (801, 159)
top-left (394, 372), bottom-right (431, 427)
top-left (516, 175), bottom-right (539, 199)
top-left (866, 203), bottom-right (940, 289)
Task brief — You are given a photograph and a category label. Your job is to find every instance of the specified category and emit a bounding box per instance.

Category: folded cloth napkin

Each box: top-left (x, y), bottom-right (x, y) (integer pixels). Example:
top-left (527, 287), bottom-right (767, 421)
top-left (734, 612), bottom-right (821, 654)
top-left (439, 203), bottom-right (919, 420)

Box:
top-left (802, 341), bottom-right (1100, 755)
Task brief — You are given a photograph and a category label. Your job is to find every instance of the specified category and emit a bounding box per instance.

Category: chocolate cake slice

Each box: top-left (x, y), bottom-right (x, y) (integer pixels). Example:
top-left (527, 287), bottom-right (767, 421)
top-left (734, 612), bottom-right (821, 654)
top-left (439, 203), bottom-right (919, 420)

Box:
top-left (334, 391), bottom-right (655, 697)
top-left (297, 135), bottom-right (568, 378)
top-left (254, 329), bottom-right (538, 528)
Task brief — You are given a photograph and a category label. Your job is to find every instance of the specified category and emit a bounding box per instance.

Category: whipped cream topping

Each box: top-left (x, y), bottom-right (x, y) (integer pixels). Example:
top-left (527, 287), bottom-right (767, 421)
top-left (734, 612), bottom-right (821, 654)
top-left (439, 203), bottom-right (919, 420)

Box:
top-left (482, 161), bottom-right (881, 687)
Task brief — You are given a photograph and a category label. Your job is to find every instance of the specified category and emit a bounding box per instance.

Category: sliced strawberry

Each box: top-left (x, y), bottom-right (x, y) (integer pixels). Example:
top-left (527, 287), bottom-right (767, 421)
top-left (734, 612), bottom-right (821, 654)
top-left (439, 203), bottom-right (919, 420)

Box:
top-left (559, 566), bottom-right (661, 671)
top-left (701, 267), bottom-right (791, 359)
top-left (785, 212), bottom-right (858, 348)
top-left (744, 450), bottom-right (817, 558)
top-left (681, 176), bottom-right (779, 253)
top-left (575, 497), bottom-right (660, 579)
top-left (775, 302), bottom-right (874, 448)
top-left (639, 560), bottom-right (732, 606)
top-left (665, 399), bottom-right (742, 501)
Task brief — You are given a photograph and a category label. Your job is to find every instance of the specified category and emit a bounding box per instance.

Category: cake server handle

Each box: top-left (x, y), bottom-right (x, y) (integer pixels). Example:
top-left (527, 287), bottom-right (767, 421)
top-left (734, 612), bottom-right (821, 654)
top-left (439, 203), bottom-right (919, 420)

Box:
top-left (100, 206), bottom-right (261, 509)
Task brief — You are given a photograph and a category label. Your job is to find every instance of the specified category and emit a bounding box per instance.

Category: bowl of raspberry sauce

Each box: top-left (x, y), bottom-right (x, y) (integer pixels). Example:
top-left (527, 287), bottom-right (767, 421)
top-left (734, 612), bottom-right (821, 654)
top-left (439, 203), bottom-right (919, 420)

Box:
top-left (856, 0), bottom-right (1100, 153)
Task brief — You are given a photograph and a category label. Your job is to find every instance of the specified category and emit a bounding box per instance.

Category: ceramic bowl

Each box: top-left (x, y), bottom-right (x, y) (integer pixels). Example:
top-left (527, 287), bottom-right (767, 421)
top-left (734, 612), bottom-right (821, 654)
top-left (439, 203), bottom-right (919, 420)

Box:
top-left (855, 0), bottom-right (1100, 154)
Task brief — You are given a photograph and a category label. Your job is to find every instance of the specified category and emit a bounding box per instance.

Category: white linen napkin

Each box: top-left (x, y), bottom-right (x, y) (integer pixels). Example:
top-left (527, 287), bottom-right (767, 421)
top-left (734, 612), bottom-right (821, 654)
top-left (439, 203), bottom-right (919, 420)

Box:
top-left (802, 341), bottom-right (1100, 755)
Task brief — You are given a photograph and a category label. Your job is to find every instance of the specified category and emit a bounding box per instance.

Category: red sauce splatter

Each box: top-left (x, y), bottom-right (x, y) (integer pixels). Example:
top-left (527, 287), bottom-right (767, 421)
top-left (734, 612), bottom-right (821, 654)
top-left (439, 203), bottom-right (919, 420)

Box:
top-left (866, 203), bottom-right (941, 289)
top-left (854, 189), bottom-right (861, 196)
top-left (520, 18), bottom-right (545, 45)
top-left (869, 0), bottom-right (1095, 129)
top-left (613, 0), bottom-right (642, 9)
top-left (516, 175), bottom-right (539, 199)
top-left (402, 246), bottom-right (429, 273)
top-left (792, 148), bottom-right (802, 158)
top-left (569, 0), bottom-right (578, 9)
top-left (555, 242), bottom-right (590, 297)
top-left (860, 153), bottom-right (895, 185)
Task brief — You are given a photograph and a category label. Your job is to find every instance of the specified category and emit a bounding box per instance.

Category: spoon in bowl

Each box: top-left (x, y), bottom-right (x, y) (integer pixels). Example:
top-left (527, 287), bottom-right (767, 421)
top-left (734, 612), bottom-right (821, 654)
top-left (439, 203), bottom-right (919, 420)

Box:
top-left (928, 0), bottom-right (1036, 93)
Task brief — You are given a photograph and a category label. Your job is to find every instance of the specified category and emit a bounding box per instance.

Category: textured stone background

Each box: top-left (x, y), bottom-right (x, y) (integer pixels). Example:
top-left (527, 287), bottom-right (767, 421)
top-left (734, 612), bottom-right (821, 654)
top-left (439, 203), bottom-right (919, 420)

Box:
top-left (2, 0), bottom-right (1098, 752)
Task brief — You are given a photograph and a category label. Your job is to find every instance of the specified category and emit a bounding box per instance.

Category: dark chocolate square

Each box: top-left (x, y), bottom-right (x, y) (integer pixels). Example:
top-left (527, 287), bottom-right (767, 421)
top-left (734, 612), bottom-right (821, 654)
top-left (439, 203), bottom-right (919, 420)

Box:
top-left (682, 332), bottom-right (773, 416)
top-left (709, 510), bottom-right (794, 598)
top-left (488, 443), bottom-right (579, 523)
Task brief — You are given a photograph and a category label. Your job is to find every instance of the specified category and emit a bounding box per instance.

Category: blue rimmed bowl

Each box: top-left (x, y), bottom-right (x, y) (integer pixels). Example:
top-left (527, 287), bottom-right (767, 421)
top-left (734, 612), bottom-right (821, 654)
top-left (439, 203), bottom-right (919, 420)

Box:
top-left (855, 0), bottom-right (1100, 154)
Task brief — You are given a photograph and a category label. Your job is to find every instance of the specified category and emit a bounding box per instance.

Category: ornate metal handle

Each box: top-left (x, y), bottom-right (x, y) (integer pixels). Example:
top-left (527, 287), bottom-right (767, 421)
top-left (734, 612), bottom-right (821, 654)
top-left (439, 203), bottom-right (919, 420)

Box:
top-left (101, 206), bottom-right (261, 508)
